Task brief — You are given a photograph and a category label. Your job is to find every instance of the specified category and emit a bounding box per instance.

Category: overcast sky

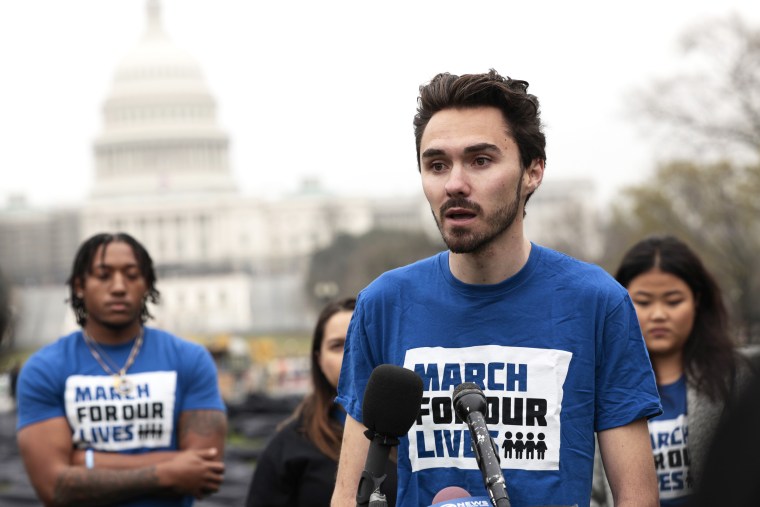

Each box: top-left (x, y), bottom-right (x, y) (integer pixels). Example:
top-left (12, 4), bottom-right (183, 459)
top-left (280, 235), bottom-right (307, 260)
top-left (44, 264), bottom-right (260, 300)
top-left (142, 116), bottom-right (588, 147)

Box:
top-left (1, 0), bottom-right (758, 208)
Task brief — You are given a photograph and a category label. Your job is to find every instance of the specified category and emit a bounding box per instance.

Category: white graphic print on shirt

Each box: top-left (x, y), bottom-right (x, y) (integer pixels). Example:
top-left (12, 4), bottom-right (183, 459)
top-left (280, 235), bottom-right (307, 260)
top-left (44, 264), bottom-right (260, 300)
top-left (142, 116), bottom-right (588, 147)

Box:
top-left (65, 371), bottom-right (177, 451)
top-left (649, 414), bottom-right (691, 500)
top-left (404, 345), bottom-right (572, 472)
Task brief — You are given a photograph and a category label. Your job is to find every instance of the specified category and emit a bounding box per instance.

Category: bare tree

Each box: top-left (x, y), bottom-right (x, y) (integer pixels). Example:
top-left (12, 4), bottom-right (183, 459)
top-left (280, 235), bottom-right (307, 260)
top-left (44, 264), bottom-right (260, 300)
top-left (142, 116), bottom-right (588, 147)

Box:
top-left (632, 15), bottom-right (760, 163)
top-left (602, 16), bottom-right (760, 342)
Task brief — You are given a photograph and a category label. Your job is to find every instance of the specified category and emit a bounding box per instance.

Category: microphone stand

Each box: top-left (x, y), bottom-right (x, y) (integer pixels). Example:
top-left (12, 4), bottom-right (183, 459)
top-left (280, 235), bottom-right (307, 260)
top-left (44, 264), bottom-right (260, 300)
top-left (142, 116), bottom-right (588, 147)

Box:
top-left (479, 432), bottom-right (510, 507)
top-left (356, 430), bottom-right (398, 507)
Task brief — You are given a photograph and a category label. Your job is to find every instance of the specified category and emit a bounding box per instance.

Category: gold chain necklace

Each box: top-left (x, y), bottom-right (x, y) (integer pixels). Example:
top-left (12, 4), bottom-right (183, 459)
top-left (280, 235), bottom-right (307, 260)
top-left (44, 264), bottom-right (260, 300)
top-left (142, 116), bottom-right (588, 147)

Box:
top-left (82, 329), bottom-right (144, 395)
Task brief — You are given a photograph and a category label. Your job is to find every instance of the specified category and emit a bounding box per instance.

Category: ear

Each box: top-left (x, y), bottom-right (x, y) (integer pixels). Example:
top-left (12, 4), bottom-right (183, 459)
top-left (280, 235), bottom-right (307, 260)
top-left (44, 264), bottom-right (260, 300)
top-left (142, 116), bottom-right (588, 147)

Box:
top-left (73, 278), bottom-right (84, 297)
top-left (523, 158), bottom-right (545, 194)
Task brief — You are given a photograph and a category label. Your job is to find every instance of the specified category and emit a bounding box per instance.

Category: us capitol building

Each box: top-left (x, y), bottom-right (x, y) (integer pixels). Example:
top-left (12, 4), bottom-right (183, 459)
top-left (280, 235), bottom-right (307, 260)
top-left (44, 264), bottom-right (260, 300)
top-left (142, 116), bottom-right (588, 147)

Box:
top-left (0, 1), bottom-right (600, 350)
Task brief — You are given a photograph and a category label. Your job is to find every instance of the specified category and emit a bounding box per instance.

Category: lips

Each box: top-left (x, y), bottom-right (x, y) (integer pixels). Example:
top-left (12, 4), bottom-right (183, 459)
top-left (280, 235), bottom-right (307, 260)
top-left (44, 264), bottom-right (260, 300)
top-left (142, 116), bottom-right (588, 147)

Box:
top-left (647, 327), bottom-right (670, 338)
top-left (445, 208), bottom-right (477, 221)
top-left (441, 197), bottom-right (479, 220)
top-left (106, 302), bottom-right (130, 312)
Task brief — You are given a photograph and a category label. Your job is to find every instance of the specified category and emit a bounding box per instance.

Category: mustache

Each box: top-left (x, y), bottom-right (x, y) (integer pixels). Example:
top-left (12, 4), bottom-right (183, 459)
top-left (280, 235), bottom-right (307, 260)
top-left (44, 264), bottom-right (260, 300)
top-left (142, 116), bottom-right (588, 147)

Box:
top-left (440, 197), bottom-right (482, 216)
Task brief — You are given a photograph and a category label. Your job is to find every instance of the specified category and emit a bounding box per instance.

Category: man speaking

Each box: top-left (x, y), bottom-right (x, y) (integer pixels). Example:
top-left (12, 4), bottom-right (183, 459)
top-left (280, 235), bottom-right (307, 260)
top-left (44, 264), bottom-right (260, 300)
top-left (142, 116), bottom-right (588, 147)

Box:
top-left (330, 70), bottom-right (661, 507)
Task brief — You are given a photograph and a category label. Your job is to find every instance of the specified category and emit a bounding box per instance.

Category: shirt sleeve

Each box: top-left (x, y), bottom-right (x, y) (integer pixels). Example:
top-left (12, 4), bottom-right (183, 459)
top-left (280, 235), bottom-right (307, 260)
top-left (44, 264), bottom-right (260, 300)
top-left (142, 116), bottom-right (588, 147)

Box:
top-left (16, 352), bottom-right (66, 430)
top-left (179, 343), bottom-right (226, 412)
top-left (335, 293), bottom-right (377, 424)
top-left (595, 294), bottom-right (662, 431)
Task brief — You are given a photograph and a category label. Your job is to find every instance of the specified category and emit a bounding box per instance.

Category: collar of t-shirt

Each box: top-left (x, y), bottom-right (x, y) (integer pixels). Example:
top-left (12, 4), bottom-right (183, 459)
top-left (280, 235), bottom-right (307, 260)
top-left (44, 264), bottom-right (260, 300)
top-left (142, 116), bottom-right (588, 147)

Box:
top-left (656, 374), bottom-right (688, 420)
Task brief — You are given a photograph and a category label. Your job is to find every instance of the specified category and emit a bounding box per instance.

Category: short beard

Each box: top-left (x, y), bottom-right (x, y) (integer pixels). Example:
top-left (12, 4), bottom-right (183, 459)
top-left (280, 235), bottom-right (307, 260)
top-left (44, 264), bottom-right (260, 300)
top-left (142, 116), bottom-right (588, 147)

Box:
top-left (433, 182), bottom-right (522, 254)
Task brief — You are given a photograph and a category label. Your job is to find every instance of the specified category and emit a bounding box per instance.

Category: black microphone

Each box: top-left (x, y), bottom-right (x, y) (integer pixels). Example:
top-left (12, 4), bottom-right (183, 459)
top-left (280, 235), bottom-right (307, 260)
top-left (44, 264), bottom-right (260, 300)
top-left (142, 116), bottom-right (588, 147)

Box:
top-left (357, 364), bottom-right (423, 507)
top-left (453, 382), bottom-right (511, 507)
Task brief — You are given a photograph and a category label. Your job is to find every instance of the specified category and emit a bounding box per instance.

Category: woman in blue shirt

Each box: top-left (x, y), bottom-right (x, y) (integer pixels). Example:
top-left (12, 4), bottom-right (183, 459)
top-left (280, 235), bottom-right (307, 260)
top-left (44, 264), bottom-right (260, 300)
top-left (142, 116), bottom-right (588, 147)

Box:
top-left (614, 235), bottom-right (741, 506)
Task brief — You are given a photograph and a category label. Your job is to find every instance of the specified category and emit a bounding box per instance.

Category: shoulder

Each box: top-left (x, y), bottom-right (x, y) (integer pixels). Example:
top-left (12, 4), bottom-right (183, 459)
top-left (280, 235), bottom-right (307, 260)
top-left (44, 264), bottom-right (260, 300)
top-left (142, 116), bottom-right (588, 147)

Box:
top-left (361, 252), bottom-right (444, 297)
top-left (532, 244), bottom-right (629, 304)
top-left (262, 416), bottom-right (319, 458)
top-left (140, 328), bottom-right (218, 383)
top-left (143, 327), bottom-right (210, 355)
top-left (20, 331), bottom-right (80, 373)
top-left (16, 332), bottom-right (81, 418)
top-left (534, 245), bottom-right (616, 283)
top-left (274, 418), bottom-right (306, 442)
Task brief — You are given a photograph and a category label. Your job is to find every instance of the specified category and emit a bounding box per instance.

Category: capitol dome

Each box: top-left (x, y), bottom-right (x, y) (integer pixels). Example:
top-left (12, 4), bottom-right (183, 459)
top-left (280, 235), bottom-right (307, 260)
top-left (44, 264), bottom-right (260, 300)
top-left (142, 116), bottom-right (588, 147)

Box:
top-left (90, 0), bottom-right (237, 200)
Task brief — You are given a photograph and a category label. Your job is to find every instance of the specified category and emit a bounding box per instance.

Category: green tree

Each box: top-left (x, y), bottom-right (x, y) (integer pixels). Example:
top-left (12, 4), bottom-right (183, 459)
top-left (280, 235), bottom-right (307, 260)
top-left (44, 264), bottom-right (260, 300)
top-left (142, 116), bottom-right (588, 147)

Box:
top-left (600, 160), bottom-right (760, 342)
top-left (632, 15), bottom-right (760, 162)
top-left (306, 229), bottom-right (443, 309)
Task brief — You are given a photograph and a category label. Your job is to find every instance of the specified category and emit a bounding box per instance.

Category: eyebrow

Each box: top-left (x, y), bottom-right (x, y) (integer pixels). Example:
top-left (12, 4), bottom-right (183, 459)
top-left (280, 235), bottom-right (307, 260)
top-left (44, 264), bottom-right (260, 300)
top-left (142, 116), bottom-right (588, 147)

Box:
top-left (421, 143), bottom-right (502, 159)
top-left (92, 262), bottom-right (139, 270)
top-left (463, 143), bottom-right (501, 155)
top-left (632, 289), bottom-right (687, 297)
top-left (421, 148), bottom-right (446, 159)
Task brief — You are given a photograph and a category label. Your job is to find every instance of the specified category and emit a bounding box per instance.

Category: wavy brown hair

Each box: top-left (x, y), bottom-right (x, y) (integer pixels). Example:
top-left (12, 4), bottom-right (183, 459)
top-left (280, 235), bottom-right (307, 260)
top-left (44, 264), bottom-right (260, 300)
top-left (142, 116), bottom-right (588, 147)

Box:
top-left (413, 69), bottom-right (546, 213)
top-left (615, 235), bottom-right (736, 401)
top-left (288, 297), bottom-right (355, 461)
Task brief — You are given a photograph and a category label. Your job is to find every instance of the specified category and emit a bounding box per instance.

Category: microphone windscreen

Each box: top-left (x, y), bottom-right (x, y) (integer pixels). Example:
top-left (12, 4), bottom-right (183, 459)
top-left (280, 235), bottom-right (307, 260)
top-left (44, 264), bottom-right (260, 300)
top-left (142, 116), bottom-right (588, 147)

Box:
top-left (362, 364), bottom-right (423, 437)
top-left (453, 381), bottom-right (480, 396)
top-left (432, 486), bottom-right (471, 503)
top-left (452, 381), bottom-right (487, 418)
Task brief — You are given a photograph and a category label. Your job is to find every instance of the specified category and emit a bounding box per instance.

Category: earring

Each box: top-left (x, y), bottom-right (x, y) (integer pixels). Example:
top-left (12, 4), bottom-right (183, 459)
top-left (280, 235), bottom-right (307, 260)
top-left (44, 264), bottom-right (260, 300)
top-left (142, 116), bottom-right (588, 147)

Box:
top-left (77, 293), bottom-right (84, 299)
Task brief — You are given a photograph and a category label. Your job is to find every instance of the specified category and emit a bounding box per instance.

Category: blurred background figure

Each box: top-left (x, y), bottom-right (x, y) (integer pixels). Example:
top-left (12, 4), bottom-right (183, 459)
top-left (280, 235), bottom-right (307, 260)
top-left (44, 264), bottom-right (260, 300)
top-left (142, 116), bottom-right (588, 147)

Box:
top-left (691, 354), bottom-right (760, 506)
top-left (0, 268), bottom-right (8, 351)
top-left (245, 297), bottom-right (397, 506)
top-left (15, 232), bottom-right (228, 506)
top-left (607, 235), bottom-right (755, 506)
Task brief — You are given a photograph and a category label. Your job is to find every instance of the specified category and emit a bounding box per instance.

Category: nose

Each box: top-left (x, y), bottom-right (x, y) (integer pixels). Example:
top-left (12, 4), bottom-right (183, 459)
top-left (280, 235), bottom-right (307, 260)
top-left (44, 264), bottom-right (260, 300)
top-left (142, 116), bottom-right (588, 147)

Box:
top-left (650, 302), bottom-right (667, 321)
top-left (444, 164), bottom-right (470, 197)
top-left (111, 272), bottom-right (127, 293)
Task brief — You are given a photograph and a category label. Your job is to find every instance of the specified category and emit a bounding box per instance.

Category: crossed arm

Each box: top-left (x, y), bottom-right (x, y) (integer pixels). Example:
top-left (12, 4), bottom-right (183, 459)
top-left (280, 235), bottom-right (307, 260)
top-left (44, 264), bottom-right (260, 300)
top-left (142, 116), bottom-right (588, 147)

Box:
top-left (17, 409), bottom-right (227, 507)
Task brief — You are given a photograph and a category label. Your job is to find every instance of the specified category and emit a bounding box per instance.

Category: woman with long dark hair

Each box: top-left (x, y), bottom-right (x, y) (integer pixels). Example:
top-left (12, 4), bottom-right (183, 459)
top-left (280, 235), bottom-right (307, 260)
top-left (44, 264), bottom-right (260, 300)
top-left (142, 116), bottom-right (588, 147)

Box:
top-left (611, 235), bottom-right (749, 506)
top-left (245, 297), bottom-right (396, 506)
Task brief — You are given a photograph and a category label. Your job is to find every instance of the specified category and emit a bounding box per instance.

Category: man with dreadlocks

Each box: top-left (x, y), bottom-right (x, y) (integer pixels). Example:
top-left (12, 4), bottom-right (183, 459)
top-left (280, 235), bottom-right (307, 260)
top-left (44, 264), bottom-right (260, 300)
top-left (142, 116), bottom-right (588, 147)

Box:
top-left (15, 232), bottom-right (227, 507)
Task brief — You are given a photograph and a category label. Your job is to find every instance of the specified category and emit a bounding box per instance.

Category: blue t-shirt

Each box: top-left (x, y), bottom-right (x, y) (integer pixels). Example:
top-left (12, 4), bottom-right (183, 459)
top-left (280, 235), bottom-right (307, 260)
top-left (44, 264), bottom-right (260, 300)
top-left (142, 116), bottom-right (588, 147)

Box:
top-left (16, 326), bottom-right (226, 507)
top-left (649, 376), bottom-right (691, 506)
top-left (336, 245), bottom-right (662, 507)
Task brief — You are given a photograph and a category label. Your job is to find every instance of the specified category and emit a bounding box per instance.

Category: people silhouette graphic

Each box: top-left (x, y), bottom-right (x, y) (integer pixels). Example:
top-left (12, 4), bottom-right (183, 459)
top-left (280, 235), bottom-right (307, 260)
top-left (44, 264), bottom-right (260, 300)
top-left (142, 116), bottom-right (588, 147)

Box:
top-left (514, 432), bottom-right (525, 459)
top-left (502, 431), bottom-right (514, 459)
top-left (536, 433), bottom-right (547, 459)
top-left (526, 432), bottom-right (536, 459)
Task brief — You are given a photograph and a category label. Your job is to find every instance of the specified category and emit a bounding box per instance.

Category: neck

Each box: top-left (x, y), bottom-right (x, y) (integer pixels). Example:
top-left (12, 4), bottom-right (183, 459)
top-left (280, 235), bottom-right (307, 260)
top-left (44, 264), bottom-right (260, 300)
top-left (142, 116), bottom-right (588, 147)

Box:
top-left (449, 232), bottom-right (531, 285)
top-left (651, 352), bottom-right (685, 385)
top-left (84, 321), bottom-right (143, 345)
